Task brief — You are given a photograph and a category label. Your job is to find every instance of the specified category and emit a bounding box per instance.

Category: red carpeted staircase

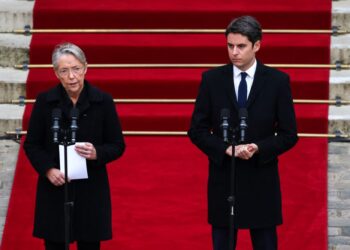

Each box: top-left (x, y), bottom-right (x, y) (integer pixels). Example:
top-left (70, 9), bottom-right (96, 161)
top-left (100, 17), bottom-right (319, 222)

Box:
top-left (1, 0), bottom-right (330, 249)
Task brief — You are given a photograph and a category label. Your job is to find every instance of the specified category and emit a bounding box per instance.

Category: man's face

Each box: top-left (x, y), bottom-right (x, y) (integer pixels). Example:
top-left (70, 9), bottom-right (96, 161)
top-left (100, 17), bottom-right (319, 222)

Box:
top-left (54, 54), bottom-right (87, 98)
top-left (227, 33), bottom-right (260, 71)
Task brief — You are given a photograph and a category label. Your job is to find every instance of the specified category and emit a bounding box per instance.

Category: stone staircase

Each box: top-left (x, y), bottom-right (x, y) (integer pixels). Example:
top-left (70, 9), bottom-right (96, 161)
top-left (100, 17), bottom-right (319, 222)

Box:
top-left (0, 0), bottom-right (349, 248)
top-left (0, 0), bottom-right (33, 244)
top-left (0, 0), bottom-right (32, 136)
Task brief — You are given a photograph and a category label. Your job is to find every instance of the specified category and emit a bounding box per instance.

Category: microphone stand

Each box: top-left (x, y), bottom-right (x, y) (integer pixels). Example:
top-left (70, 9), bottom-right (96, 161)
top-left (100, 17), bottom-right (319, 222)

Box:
top-left (228, 128), bottom-right (236, 250)
top-left (60, 129), bottom-right (74, 250)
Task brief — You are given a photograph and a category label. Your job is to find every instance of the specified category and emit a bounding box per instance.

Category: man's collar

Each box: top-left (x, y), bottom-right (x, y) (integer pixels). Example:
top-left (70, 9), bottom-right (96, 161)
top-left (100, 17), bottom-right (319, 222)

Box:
top-left (233, 59), bottom-right (257, 78)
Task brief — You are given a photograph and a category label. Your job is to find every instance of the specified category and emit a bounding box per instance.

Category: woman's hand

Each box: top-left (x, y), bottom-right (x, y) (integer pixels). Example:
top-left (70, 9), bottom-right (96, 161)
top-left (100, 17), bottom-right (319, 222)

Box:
top-left (46, 168), bottom-right (66, 186)
top-left (75, 142), bottom-right (97, 160)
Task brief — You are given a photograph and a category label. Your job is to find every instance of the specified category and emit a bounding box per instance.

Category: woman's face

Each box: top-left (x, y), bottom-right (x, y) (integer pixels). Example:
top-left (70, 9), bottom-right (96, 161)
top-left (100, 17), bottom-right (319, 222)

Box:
top-left (54, 54), bottom-right (87, 98)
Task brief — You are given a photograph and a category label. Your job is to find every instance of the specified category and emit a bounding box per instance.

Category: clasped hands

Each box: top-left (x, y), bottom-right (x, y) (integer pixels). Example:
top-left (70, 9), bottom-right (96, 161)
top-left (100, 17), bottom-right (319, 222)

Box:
top-left (225, 143), bottom-right (258, 160)
top-left (46, 142), bottom-right (96, 186)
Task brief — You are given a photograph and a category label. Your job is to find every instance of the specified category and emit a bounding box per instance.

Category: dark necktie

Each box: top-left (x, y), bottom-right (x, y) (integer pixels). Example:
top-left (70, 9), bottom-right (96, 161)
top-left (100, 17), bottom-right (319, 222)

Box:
top-left (238, 72), bottom-right (247, 108)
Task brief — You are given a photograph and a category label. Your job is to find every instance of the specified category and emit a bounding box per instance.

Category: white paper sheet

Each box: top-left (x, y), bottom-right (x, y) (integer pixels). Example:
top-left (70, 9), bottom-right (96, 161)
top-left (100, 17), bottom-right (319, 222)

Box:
top-left (59, 144), bottom-right (88, 180)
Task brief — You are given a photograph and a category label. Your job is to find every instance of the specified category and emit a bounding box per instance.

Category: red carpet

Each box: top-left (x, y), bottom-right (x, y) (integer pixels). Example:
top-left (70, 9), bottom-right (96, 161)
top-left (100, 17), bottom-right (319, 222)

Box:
top-left (27, 68), bottom-right (329, 100)
top-left (33, 0), bottom-right (331, 29)
top-left (0, 137), bottom-right (327, 250)
top-left (28, 34), bottom-right (329, 64)
top-left (1, 0), bottom-right (330, 249)
top-left (21, 103), bottom-right (328, 133)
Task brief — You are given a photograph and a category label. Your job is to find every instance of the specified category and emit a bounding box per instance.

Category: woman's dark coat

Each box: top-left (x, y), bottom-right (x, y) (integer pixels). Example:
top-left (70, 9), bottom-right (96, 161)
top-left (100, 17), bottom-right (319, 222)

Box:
top-left (24, 81), bottom-right (125, 242)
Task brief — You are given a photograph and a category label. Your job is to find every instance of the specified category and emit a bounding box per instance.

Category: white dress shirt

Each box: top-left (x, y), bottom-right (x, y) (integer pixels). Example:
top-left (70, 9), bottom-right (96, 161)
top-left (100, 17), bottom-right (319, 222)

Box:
top-left (233, 59), bottom-right (257, 101)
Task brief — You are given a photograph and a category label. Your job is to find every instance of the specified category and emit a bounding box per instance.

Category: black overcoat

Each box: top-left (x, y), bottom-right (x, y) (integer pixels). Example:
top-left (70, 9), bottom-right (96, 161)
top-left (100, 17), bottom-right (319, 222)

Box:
top-left (23, 81), bottom-right (125, 242)
top-left (188, 62), bottom-right (298, 228)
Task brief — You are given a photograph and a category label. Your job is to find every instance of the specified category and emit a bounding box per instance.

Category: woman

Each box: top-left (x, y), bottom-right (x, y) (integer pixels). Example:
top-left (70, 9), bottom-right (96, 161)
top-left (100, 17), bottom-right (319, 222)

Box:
top-left (24, 42), bottom-right (125, 250)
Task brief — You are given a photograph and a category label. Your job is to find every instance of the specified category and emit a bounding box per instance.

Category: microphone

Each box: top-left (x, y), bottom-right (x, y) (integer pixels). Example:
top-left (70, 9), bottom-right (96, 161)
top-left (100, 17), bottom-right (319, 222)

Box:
top-left (70, 108), bottom-right (79, 144)
top-left (220, 109), bottom-right (230, 143)
top-left (239, 108), bottom-right (248, 143)
top-left (51, 108), bottom-right (61, 143)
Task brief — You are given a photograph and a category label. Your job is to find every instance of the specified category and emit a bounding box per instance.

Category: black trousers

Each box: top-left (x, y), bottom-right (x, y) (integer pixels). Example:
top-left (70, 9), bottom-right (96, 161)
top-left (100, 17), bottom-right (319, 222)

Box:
top-left (44, 240), bottom-right (100, 250)
top-left (212, 226), bottom-right (277, 250)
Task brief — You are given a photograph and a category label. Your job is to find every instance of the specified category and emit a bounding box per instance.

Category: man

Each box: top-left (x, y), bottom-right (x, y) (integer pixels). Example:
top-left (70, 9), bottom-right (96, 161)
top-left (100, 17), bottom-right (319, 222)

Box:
top-left (188, 16), bottom-right (298, 250)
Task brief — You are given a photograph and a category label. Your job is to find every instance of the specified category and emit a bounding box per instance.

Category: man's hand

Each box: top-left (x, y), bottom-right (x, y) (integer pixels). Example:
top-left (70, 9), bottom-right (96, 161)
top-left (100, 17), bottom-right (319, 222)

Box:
top-left (75, 142), bottom-right (97, 160)
top-left (225, 143), bottom-right (258, 160)
top-left (46, 168), bottom-right (66, 186)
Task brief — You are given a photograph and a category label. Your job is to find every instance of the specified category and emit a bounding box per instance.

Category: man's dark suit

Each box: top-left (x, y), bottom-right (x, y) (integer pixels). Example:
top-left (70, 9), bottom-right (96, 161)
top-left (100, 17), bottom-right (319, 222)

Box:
top-left (188, 61), bottom-right (298, 229)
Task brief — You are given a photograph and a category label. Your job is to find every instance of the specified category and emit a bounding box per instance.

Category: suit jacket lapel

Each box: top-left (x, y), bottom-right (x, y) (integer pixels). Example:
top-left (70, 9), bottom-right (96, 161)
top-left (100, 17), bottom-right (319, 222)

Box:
top-left (247, 61), bottom-right (265, 108)
top-left (222, 64), bottom-right (239, 110)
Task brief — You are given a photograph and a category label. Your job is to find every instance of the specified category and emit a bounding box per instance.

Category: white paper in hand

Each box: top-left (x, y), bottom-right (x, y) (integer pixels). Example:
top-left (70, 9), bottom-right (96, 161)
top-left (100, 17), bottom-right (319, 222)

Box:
top-left (59, 144), bottom-right (88, 180)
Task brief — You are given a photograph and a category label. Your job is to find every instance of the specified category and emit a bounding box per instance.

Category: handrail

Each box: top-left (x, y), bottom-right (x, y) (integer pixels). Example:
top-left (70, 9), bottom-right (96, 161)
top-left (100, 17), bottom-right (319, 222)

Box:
top-left (14, 63), bottom-right (350, 70)
top-left (1, 97), bottom-right (349, 105)
top-left (4, 130), bottom-right (349, 139)
top-left (12, 27), bottom-right (349, 35)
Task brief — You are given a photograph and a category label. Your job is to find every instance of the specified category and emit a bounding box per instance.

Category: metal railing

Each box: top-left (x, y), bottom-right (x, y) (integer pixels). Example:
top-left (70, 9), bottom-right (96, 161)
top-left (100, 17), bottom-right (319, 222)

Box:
top-left (4, 130), bottom-right (349, 140)
top-left (12, 26), bottom-right (350, 35)
top-left (1, 96), bottom-right (349, 106)
top-left (13, 63), bottom-right (350, 70)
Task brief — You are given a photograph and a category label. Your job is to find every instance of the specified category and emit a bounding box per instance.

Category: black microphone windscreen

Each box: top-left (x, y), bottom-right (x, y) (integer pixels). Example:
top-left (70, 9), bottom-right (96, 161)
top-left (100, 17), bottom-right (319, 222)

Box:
top-left (239, 108), bottom-right (248, 118)
top-left (70, 108), bottom-right (79, 119)
top-left (220, 109), bottom-right (230, 119)
top-left (52, 108), bottom-right (62, 119)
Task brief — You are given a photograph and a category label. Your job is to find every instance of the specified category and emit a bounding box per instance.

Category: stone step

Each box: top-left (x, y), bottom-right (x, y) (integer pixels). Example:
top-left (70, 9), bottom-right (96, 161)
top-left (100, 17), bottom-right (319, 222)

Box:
top-left (0, 67), bottom-right (348, 105)
top-left (0, 37), bottom-right (349, 102)
top-left (0, 0), bottom-right (348, 68)
top-left (0, 102), bottom-right (348, 136)
top-left (0, 33), bottom-right (30, 68)
top-left (0, 104), bottom-right (24, 136)
top-left (330, 70), bottom-right (350, 100)
top-left (333, 0), bottom-right (350, 31)
top-left (0, 0), bottom-right (33, 33)
top-left (0, 0), bottom-right (348, 33)
top-left (0, 69), bottom-right (348, 135)
top-left (0, 67), bottom-right (27, 102)
top-left (329, 105), bottom-right (350, 134)
top-left (0, 34), bottom-right (349, 67)
top-left (331, 34), bottom-right (350, 64)
top-left (330, 51), bottom-right (350, 136)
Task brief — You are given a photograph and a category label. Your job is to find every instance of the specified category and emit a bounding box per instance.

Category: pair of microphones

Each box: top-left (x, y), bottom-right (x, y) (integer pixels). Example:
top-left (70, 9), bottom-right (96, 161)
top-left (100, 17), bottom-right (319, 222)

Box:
top-left (220, 108), bottom-right (248, 143)
top-left (51, 108), bottom-right (79, 144)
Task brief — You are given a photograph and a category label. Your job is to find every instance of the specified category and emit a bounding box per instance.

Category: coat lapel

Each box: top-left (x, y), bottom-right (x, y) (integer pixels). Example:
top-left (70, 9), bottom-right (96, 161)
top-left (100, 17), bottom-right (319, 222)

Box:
top-left (46, 84), bottom-right (71, 120)
top-left (247, 61), bottom-right (266, 109)
top-left (77, 86), bottom-right (90, 115)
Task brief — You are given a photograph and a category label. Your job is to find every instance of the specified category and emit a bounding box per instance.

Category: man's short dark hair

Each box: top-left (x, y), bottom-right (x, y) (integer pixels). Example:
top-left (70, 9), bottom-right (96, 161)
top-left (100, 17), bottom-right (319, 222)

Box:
top-left (225, 16), bottom-right (262, 45)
